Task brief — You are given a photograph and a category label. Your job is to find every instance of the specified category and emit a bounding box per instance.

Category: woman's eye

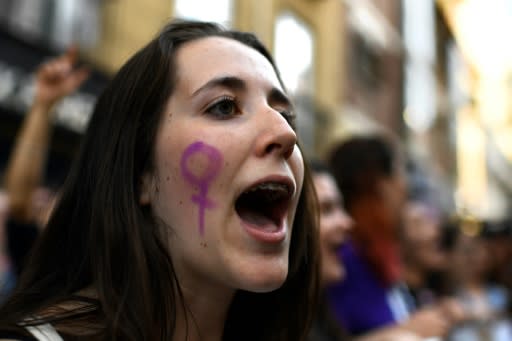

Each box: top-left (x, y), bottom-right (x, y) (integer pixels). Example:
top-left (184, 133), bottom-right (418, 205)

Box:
top-left (206, 97), bottom-right (238, 118)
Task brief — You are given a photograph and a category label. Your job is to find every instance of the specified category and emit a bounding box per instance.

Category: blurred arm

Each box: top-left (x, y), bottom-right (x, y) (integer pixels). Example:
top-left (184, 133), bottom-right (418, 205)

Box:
top-left (3, 47), bottom-right (89, 222)
top-left (354, 327), bottom-right (423, 341)
top-left (355, 298), bottom-right (467, 341)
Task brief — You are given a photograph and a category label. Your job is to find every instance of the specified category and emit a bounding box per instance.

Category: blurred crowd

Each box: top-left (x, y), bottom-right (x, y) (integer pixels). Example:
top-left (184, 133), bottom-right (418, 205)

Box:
top-left (0, 45), bottom-right (511, 341)
top-left (0, 47), bottom-right (88, 300)
top-left (311, 135), bottom-right (512, 341)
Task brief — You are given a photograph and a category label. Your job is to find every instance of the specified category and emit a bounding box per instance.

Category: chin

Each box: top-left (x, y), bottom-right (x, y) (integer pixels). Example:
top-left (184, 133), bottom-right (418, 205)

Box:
top-left (323, 267), bottom-right (345, 287)
top-left (238, 263), bottom-right (289, 293)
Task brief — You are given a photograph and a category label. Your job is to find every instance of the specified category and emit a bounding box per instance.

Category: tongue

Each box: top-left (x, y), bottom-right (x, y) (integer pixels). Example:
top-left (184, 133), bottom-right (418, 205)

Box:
top-left (238, 207), bottom-right (278, 232)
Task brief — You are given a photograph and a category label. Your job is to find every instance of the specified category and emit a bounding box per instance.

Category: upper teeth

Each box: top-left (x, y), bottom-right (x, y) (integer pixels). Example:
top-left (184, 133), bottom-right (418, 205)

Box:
top-left (245, 182), bottom-right (290, 194)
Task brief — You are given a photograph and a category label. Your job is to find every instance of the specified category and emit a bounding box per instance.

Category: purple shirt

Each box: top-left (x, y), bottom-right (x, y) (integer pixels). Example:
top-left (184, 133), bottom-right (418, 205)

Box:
top-left (326, 240), bottom-right (397, 335)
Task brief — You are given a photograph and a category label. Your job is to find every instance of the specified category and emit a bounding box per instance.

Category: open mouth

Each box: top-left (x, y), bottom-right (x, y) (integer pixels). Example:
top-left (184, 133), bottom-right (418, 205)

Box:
top-left (329, 241), bottom-right (343, 256)
top-left (235, 180), bottom-right (293, 232)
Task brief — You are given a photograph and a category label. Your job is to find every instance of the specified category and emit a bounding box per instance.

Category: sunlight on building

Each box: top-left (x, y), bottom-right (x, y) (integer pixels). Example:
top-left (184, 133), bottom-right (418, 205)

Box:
top-left (274, 12), bottom-right (314, 95)
top-left (174, 0), bottom-right (233, 26)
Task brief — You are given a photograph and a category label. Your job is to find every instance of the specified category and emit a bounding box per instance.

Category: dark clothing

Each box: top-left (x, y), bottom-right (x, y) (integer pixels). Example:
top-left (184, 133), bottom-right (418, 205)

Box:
top-left (407, 271), bottom-right (447, 308)
top-left (0, 333), bottom-right (37, 340)
top-left (0, 327), bottom-right (37, 340)
top-left (308, 295), bottom-right (348, 341)
top-left (0, 217), bottom-right (39, 301)
top-left (309, 318), bottom-right (348, 341)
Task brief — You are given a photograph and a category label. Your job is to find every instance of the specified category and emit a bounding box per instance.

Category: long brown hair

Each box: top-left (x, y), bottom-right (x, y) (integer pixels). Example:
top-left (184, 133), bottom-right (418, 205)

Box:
top-left (0, 20), bottom-right (320, 340)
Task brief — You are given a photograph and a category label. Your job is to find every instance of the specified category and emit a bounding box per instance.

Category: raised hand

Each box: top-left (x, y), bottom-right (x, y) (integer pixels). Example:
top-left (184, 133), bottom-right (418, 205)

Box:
top-left (34, 46), bottom-right (90, 109)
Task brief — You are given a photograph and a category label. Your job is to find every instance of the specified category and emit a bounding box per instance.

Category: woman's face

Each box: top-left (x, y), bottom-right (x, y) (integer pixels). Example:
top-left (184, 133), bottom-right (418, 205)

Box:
top-left (313, 172), bottom-right (353, 286)
top-left (140, 37), bottom-right (304, 296)
top-left (402, 202), bottom-right (447, 271)
top-left (452, 234), bottom-right (490, 280)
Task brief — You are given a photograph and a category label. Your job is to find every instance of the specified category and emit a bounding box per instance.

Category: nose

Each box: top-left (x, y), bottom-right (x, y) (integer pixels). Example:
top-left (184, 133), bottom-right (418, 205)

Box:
top-left (335, 208), bottom-right (354, 233)
top-left (254, 108), bottom-right (297, 159)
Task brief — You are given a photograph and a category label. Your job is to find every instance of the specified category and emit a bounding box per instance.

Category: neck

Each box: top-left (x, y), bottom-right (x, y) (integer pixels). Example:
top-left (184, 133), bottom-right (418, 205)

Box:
top-left (173, 281), bottom-right (235, 341)
top-left (350, 200), bottom-right (403, 285)
top-left (460, 275), bottom-right (485, 292)
top-left (350, 197), bottom-right (398, 242)
top-left (402, 265), bottom-right (424, 288)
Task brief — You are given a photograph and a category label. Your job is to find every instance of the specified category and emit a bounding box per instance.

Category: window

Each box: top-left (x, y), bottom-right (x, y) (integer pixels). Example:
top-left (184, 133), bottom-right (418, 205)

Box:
top-left (274, 12), bottom-right (314, 96)
top-left (174, 0), bottom-right (233, 26)
top-left (3, 0), bottom-right (100, 48)
top-left (274, 12), bottom-right (315, 154)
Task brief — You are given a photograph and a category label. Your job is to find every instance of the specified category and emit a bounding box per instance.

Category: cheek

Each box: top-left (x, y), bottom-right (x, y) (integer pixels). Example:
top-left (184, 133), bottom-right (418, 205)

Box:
top-left (319, 227), bottom-right (331, 254)
top-left (152, 167), bottom-right (186, 226)
top-left (179, 141), bottom-right (224, 235)
top-left (180, 142), bottom-right (223, 187)
top-left (151, 139), bottom-right (193, 226)
top-left (319, 215), bottom-right (329, 237)
top-left (321, 242), bottom-right (339, 279)
top-left (320, 215), bottom-right (335, 236)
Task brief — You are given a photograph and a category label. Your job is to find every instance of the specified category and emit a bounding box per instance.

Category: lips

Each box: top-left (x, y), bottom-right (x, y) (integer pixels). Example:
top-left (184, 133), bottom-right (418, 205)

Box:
top-left (235, 177), bottom-right (295, 243)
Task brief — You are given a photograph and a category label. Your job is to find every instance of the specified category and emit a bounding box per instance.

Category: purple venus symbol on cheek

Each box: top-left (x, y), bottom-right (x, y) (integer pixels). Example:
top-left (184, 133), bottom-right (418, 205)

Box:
top-left (180, 141), bottom-right (223, 236)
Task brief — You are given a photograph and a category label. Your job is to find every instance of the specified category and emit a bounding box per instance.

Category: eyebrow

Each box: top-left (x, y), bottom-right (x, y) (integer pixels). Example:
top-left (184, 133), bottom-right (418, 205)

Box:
top-left (192, 76), bottom-right (246, 96)
top-left (191, 76), bottom-right (293, 109)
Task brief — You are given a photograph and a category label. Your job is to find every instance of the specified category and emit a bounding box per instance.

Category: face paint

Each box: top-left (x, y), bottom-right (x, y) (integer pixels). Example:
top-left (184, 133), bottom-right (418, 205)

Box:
top-left (180, 141), bottom-right (223, 235)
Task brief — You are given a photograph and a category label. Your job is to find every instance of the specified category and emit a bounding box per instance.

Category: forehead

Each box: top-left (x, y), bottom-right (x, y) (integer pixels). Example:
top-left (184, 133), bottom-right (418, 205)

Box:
top-left (174, 36), bottom-right (282, 93)
top-left (314, 174), bottom-right (339, 199)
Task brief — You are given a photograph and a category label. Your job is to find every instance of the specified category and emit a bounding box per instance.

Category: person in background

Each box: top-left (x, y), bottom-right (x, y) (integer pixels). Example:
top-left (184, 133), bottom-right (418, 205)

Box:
top-left (0, 20), bottom-right (320, 340)
top-left (308, 160), bottom-right (353, 341)
top-left (442, 219), bottom-right (511, 341)
top-left (309, 160), bottom-right (425, 341)
top-left (400, 167), bottom-right (451, 307)
top-left (452, 222), bottom-right (509, 312)
top-left (482, 220), bottom-right (512, 316)
top-left (326, 135), bottom-right (408, 334)
top-left (401, 200), bottom-right (448, 305)
top-left (326, 134), bottom-right (464, 339)
top-left (1, 47), bottom-right (89, 281)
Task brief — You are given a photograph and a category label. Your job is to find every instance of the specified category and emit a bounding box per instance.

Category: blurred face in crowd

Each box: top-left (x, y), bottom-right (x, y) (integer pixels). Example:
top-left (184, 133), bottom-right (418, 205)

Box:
top-left (140, 36), bottom-right (304, 298)
top-left (313, 171), bottom-right (353, 286)
top-left (452, 232), bottom-right (490, 282)
top-left (484, 236), bottom-right (512, 277)
top-left (402, 201), bottom-right (447, 272)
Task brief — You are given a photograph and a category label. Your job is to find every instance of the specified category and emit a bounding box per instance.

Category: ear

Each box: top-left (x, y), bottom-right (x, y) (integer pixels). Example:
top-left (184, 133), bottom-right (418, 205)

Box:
top-left (139, 172), bottom-right (153, 205)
